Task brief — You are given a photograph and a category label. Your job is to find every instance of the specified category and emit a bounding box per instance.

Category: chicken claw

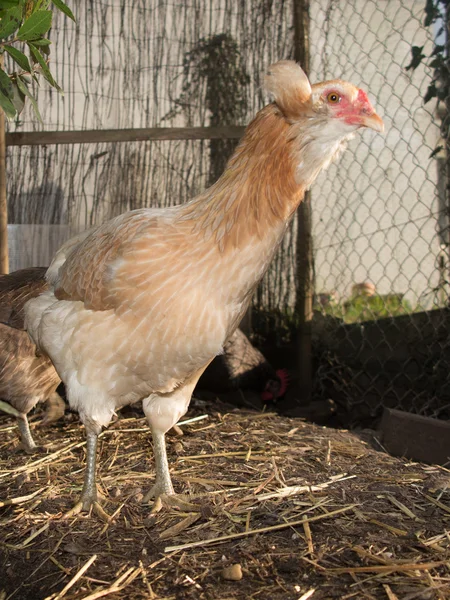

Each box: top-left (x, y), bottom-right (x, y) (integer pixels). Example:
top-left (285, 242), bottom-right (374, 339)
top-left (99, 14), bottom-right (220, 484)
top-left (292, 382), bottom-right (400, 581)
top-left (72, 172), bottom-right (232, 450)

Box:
top-left (146, 493), bottom-right (201, 515)
top-left (142, 482), bottom-right (174, 505)
top-left (63, 499), bottom-right (110, 522)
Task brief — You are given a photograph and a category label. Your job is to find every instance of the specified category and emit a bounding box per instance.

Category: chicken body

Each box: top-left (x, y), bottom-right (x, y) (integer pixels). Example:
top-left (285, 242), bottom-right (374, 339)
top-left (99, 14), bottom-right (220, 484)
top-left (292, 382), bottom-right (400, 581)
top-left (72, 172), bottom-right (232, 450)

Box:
top-left (0, 268), bottom-right (62, 452)
top-left (25, 61), bottom-right (383, 511)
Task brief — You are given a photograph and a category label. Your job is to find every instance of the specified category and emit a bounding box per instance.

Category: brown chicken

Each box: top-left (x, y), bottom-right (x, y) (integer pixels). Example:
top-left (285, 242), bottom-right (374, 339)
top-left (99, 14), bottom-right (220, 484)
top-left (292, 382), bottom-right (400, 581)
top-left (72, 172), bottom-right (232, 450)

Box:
top-left (0, 268), bottom-right (63, 452)
top-left (25, 61), bottom-right (383, 513)
top-left (198, 328), bottom-right (289, 404)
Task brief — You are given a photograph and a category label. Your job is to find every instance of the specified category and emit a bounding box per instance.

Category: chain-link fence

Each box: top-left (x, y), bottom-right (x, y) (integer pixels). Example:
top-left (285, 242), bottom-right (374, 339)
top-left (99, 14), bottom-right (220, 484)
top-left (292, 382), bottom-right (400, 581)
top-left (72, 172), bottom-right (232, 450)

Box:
top-left (306, 0), bottom-right (450, 425)
top-left (6, 0), bottom-right (294, 265)
top-left (4, 0), bottom-right (450, 424)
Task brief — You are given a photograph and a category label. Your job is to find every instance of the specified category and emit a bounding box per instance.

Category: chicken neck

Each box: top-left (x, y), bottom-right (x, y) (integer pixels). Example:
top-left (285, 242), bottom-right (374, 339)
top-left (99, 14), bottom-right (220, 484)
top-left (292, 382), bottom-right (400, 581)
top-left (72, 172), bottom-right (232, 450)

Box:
top-left (179, 103), bottom-right (306, 254)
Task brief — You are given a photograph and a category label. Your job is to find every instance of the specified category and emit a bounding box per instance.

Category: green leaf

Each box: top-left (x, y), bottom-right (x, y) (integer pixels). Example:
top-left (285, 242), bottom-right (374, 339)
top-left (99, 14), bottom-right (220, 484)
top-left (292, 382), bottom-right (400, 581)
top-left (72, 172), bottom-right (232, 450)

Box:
top-left (32, 0), bottom-right (51, 12)
top-left (0, 67), bottom-right (14, 99)
top-left (429, 57), bottom-right (442, 70)
top-left (0, 92), bottom-right (16, 118)
top-left (10, 78), bottom-right (25, 114)
top-left (31, 37), bottom-right (51, 45)
top-left (0, 1), bottom-right (22, 9)
top-left (38, 40), bottom-right (50, 55)
top-left (17, 9), bottom-right (52, 41)
top-left (52, 0), bottom-right (75, 22)
top-left (429, 145), bottom-right (443, 159)
top-left (405, 45), bottom-right (426, 72)
top-left (0, 67), bottom-right (16, 118)
top-left (424, 82), bottom-right (437, 104)
top-left (17, 74), bottom-right (43, 122)
top-left (424, 0), bottom-right (440, 27)
top-left (0, 6), bottom-right (22, 40)
top-left (4, 45), bottom-right (32, 72)
top-left (28, 42), bottom-right (61, 91)
top-left (432, 44), bottom-right (445, 57)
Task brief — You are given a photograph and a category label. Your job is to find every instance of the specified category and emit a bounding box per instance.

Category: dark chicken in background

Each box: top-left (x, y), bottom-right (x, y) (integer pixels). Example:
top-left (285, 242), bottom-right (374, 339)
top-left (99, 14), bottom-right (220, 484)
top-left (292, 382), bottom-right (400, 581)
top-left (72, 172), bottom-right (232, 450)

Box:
top-left (0, 267), bottom-right (63, 452)
top-left (198, 328), bottom-right (289, 406)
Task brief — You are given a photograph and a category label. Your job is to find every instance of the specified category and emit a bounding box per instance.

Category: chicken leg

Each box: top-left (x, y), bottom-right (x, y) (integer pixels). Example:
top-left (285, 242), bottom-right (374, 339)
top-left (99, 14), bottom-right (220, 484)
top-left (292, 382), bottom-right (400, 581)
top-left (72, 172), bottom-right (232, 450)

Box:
top-left (64, 429), bottom-right (109, 520)
top-left (142, 366), bottom-right (210, 505)
top-left (79, 430), bottom-right (99, 510)
top-left (17, 413), bottom-right (38, 453)
top-left (142, 427), bottom-right (174, 502)
top-left (0, 399), bottom-right (38, 453)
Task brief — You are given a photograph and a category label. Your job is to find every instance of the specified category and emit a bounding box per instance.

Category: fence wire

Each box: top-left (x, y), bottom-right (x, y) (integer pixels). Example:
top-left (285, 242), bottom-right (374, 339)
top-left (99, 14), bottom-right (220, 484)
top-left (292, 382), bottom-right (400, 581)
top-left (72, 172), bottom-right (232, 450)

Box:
top-left (4, 0), bottom-right (450, 424)
top-left (306, 0), bottom-right (450, 424)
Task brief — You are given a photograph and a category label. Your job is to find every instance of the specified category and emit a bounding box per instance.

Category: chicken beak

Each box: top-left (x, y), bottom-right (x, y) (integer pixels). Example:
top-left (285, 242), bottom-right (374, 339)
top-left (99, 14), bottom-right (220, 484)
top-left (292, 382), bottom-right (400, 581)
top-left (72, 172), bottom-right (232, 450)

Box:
top-left (360, 111), bottom-right (384, 133)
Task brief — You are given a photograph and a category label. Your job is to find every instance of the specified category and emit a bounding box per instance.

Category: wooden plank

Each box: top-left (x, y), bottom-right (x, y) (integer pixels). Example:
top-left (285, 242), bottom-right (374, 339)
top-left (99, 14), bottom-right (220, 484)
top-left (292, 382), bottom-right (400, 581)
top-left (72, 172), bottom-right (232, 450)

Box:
top-left (5, 126), bottom-right (246, 147)
top-left (379, 407), bottom-right (450, 465)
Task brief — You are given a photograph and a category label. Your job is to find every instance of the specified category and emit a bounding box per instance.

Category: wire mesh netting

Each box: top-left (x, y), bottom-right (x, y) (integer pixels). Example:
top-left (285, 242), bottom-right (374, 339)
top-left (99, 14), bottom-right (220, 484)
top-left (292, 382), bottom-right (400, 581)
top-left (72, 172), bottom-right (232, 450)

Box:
top-left (307, 0), bottom-right (450, 424)
top-left (6, 0), bottom-right (294, 271)
top-left (4, 0), bottom-right (450, 423)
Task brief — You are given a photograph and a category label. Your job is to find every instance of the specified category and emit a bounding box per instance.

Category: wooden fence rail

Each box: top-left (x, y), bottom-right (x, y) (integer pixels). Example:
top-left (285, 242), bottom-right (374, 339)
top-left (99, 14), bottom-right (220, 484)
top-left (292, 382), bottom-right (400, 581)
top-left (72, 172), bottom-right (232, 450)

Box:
top-left (5, 126), bottom-right (246, 147)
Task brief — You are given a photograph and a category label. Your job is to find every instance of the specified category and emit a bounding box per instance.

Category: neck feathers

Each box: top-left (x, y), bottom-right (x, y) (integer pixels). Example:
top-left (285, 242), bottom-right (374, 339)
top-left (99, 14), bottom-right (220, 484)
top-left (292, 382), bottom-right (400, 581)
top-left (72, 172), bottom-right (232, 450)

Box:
top-left (179, 103), bottom-right (344, 252)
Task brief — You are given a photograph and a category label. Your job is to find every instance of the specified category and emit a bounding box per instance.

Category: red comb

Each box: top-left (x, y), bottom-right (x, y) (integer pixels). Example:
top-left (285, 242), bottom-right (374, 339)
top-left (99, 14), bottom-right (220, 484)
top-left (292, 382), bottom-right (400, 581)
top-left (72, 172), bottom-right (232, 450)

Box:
top-left (275, 368), bottom-right (289, 397)
top-left (261, 368), bottom-right (290, 402)
top-left (357, 88), bottom-right (369, 104)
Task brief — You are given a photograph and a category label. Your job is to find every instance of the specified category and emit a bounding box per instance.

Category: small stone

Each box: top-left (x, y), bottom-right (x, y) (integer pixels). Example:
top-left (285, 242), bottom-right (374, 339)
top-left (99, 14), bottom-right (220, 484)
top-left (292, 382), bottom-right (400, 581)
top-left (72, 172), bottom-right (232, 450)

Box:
top-left (173, 441), bottom-right (184, 453)
top-left (16, 473), bottom-right (30, 486)
top-left (221, 564), bottom-right (243, 581)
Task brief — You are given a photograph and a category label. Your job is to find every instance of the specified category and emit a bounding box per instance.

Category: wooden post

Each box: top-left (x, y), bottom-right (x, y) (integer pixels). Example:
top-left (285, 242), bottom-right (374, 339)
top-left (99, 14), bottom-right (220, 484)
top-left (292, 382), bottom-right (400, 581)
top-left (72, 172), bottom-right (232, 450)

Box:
top-left (293, 0), bottom-right (313, 404)
top-left (0, 102), bottom-right (8, 273)
top-left (445, 3), bottom-right (450, 303)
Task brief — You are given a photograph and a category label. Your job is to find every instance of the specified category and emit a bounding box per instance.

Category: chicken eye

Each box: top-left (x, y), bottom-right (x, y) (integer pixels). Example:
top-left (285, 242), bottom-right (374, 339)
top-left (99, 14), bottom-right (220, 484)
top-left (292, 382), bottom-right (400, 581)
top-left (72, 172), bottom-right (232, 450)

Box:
top-left (326, 92), bottom-right (341, 104)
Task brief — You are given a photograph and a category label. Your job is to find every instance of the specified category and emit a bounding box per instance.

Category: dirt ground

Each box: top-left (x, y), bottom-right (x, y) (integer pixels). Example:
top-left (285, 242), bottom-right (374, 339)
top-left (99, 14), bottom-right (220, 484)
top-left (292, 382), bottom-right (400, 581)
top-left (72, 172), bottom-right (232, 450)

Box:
top-left (1, 398), bottom-right (450, 600)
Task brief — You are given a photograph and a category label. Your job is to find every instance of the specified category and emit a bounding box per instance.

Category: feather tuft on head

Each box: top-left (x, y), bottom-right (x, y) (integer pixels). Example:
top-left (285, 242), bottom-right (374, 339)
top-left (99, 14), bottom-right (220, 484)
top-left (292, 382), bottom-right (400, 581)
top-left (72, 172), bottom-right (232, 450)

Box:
top-left (264, 60), bottom-right (312, 119)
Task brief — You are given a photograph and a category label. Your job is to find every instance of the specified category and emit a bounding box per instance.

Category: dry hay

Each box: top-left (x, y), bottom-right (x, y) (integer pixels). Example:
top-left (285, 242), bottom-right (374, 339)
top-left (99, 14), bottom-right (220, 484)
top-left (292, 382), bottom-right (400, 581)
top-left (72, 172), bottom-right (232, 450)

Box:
top-left (1, 399), bottom-right (450, 600)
